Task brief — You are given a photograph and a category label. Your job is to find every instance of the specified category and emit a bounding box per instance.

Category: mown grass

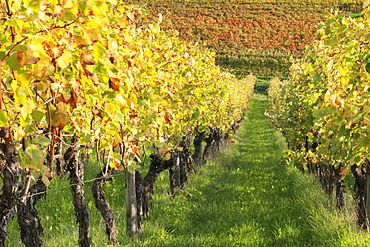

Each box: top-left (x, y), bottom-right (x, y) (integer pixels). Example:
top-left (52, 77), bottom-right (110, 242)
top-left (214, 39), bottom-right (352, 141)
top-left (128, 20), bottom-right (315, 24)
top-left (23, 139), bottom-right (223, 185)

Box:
top-left (6, 97), bottom-right (370, 246)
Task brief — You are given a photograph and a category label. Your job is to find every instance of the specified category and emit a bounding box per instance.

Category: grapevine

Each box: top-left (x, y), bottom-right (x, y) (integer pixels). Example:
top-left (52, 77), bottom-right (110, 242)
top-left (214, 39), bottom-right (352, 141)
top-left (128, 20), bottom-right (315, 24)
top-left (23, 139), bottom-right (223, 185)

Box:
top-left (0, 0), bottom-right (255, 244)
top-left (267, 4), bottom-right (370, 229)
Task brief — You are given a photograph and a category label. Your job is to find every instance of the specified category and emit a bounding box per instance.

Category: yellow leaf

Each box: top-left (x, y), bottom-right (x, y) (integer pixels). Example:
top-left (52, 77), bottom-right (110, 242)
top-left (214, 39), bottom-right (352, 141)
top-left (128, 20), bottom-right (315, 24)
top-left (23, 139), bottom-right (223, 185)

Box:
top-left (115, 95), bottom-right (127, 109)
top-left (62, 0), bottom-right (75, 8)
top-left (74, 34), bottom-right (88, 48)
top-left (14, 126), bottom-right (26, 141)
top-left (24, 0), bottom-right (40, 12)
top-left (0, 110), bottom-right (8, 127)
top-left (83, 29), bottom-right (100, 44)
top-left (10, 0), bottom-right (22, 11)
top-left (109, 159), bottom-right (121, 170)
top-left (164, 152), bottom-right (171, 160)
top-left (33, 56), bottom-right (51, 77)
top-left (104, 103), bottom-right (115, 114)
top-left (56, 50), bottom-right (73, 70)
top-left (128, 93), bottom-right (137, 110)
top-left (20, 101), bottom-right (36, 120)
top-left (42, 174), bottom-right (51, 187)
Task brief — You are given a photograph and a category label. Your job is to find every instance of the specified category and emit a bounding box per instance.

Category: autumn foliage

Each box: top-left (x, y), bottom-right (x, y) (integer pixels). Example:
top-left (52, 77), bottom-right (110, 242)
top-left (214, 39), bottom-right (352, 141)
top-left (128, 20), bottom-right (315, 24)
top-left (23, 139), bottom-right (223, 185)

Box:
top-left (266, 5), bottom-right (370, 229)
top-left (0, 0), bottom-right (254, 177)
top-left (125, 0), bottom-right (343, 76)
top-left (0, 0), bottom-right (255, 244)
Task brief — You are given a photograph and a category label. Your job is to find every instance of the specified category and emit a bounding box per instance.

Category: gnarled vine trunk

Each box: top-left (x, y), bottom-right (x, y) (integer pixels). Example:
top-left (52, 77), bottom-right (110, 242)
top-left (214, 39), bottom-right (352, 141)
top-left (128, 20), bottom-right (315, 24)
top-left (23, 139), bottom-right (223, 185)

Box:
top-left (231, 115), bottom-right (244, 133)
top-left (169, 155), bottom-right (181, 196)
top-left (135, 171), bottom-right (143, 232)
top-left (179, 135), bottom-right (195, 178)
top-left (318, 164), bottom-right (335, 197)
top-left (92, 166), bottom-right (119, 246)
top-left (141, 153), bottom-right (172, 218)
top-left (193, 130), bottom-right (206, 166)
top-left (64, 142), bottom-right (93, 247)
top-left (203, 128), bottom-right (222, 161)
top-left (17, 179), bottom-right (46, 247)
top-left (169, 135), bottom-right (195, 196)
top-left (351, 164), bottom-right (369, 230)
top-left (334, 164), bottom-right (345, 209)
top-left (0, 130), bottom-right (19, 247)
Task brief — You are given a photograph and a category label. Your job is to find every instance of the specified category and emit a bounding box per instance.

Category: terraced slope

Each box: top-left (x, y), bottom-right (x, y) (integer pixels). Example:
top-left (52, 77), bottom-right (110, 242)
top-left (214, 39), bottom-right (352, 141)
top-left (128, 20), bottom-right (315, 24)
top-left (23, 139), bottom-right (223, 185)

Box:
top-left (127, 1), bottom-right (333, 77)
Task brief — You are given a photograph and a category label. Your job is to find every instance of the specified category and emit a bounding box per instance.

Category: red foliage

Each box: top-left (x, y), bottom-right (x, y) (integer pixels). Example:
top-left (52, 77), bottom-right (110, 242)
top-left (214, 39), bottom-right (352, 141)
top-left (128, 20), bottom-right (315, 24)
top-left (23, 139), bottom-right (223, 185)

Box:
top-left (126, 1), bottom-right (333, 76)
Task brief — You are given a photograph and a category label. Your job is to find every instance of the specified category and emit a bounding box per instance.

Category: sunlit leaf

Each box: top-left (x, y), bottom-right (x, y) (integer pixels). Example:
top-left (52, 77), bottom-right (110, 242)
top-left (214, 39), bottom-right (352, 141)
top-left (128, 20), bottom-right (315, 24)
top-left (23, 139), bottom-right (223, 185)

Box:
top-left (56, 50), bottom-right (73, 70)
top-left (42, 174), bottom-right (51, 187)
top-left (0, 110), bottom-right (8, 126)
top-left (14, 126), bottom-right (26, 141)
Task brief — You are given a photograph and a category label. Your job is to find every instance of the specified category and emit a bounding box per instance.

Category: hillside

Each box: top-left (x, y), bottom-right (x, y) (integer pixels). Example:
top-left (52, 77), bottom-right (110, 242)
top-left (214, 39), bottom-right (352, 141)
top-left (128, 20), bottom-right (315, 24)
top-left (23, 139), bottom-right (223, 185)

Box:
top-left (125, 1), bottom-right (350, 77)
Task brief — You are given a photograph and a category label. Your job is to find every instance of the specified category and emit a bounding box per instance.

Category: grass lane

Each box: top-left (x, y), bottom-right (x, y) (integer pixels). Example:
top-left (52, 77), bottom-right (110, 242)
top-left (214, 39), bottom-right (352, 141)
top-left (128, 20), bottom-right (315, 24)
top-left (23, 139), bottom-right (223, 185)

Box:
top-left (143, 97), bottom-right (368, 246)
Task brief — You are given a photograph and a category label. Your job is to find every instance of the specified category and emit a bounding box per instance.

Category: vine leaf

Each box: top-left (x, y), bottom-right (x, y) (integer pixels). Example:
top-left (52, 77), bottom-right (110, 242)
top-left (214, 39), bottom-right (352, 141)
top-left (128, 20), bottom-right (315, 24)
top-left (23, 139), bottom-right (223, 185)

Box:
top-left (365, 62), bottom-right (370, 74)
top-left (57, 50), bottom-right (73, 69)
top-left (0, 110), bottom-right (8, 126)
top-left (26, 144), bottom-right (44, 168)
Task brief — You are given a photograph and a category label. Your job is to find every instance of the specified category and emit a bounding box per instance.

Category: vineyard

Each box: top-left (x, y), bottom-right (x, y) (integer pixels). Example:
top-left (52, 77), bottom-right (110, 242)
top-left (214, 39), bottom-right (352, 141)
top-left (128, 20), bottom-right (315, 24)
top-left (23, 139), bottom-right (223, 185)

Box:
top-left (1, 0), bottom-right (370, 246)
top-left (0, 0), bottom-right (255, 246)
top-left (126, 0), bottom-right (363, 77)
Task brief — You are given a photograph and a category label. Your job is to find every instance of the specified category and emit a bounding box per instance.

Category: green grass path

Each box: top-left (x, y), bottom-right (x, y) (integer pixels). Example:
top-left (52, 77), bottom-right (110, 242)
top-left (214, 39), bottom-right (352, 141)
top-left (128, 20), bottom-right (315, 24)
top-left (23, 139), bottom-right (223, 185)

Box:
top-left (145, 98), bottom-right (364, 246)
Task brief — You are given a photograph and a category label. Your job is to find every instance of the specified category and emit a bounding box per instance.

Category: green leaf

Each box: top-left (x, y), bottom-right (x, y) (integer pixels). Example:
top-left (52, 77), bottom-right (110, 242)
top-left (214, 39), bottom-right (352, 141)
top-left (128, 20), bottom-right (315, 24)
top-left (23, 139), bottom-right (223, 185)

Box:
top-left (127, 160), bottom-right (138, 173)
top-left (32, 135), bottom-right (51, 146)
top-left (26, 144), bottom-right (44, 168)
top-left (79, 131), bottom-right (92, 144)
top-left (52, 110), bottom-right (70, 129)
top-left (62, 10), bottom-right (77, 21)
top-left (31, 110), bottom-right (45, 123)
top-left (191, 109), bottom-right (200, 120)
top-left (112, 151), bottom-right (122, 160)
top-left (0, 51), bottom-right (6, 60)
top-left (365, 62), bottom-right (370, 74)
top-left (0, 110), bottom-right (8, 126)
top-left (41, 174), bottom-right (50, 187)
top-left (6, 53), bottom-right (20, 71)
top-left (150, 23), bottom-right (160, 33)
top-left (13, 45), bottom-right (27, 52)
top-left (25, 123), bottom-right (37, 134)
top-left (115, 111), bottom-right (125, 122)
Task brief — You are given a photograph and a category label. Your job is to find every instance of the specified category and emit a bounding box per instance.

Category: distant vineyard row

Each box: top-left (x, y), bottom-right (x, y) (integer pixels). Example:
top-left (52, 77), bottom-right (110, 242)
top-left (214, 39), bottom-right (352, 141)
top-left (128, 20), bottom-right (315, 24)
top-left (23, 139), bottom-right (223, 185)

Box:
top-left (127, 0), bottom-right (360, 77)
top-left (139, 0), bottom-right (363, 4)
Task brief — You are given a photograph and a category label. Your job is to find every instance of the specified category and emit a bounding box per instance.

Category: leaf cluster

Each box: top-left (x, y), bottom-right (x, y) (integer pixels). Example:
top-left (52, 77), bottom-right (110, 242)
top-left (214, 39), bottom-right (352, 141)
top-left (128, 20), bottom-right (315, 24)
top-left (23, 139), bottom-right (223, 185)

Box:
top-left (267, 6), bottom-right (370, 174)
top-left (0, 0), bottom-right (255, 180)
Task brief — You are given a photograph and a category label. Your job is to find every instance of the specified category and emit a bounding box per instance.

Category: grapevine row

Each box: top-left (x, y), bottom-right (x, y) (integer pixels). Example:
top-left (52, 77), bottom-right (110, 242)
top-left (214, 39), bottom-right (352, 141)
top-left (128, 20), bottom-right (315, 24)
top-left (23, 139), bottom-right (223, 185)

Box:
top-left (0, 0), bottom-right (255, 245)
top-left (267, 4), bottom-right (370, 229)
top-left (126, 0), bottom-right (329, 77)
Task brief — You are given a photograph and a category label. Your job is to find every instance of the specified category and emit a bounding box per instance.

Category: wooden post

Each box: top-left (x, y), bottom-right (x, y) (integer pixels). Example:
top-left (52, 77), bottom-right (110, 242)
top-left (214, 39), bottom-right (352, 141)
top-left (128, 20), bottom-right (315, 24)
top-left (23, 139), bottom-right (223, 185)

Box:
top-left (126, 169), bottom-right (140, 238)
top-left (169, 156), bottom-right (181, 196)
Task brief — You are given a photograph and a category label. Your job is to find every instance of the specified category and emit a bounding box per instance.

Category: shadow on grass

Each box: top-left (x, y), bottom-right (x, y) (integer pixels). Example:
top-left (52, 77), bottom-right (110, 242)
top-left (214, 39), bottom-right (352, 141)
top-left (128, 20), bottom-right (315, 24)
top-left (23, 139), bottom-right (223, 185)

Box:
top-left (145, 98), bottom-right (362, 247)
